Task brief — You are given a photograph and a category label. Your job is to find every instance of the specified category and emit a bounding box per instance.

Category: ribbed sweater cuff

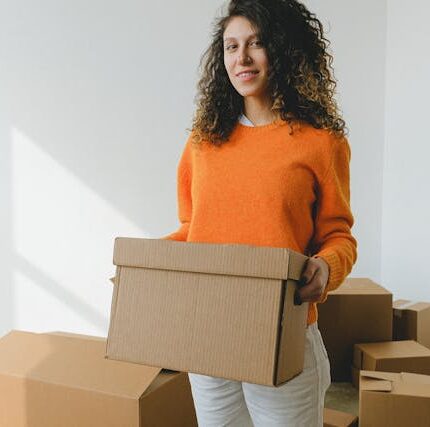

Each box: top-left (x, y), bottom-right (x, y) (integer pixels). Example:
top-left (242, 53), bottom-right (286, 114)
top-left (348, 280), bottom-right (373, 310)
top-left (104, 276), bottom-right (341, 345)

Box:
top-left (314, 250), bottom-right (343, 303)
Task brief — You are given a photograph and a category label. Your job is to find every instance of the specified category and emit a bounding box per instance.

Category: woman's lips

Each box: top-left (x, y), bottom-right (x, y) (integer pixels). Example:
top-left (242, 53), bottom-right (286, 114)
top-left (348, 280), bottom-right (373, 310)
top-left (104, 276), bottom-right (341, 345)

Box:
top-left (237, 71), bottom-right (259, 81)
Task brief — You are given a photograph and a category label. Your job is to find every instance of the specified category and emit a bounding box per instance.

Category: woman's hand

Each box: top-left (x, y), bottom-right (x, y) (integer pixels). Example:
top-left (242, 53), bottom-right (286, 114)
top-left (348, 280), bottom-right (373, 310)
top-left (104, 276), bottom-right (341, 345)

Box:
top-left (295, 256), bottom-right (330, 304)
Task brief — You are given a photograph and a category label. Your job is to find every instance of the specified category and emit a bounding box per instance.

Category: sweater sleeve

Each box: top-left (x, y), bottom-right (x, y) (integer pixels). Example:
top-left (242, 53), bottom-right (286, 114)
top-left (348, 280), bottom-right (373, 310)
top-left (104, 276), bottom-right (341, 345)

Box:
top-left (160, 137), bottom-right (193, 241)
top-left (312, 136), bottom-right (358, 303)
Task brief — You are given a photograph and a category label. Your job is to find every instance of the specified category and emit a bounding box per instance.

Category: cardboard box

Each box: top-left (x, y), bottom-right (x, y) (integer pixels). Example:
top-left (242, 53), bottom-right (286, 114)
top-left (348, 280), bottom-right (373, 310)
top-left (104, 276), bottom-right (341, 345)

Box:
top-left (353, 340), bottom-right (430, 375)
top-left (0, 330), bottom-right (197, 427)
top-left (106, 237), bottom-right (309, 386)
top-left (317, 278), bottom-right (393, 381)
top-left (393, 299), bottom-right (430, 349)
top-left (359, 370), bottom-right (430, 426)
top-left (351, 364), bottom-right (360, 389)
top-left (323, 407), bottom-right (358, 427)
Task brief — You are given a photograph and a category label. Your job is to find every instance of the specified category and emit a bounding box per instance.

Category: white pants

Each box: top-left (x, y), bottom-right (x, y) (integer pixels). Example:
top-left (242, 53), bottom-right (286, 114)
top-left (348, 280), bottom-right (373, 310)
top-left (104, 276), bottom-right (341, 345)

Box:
top-left (188, 322), bottom-right (331, 427)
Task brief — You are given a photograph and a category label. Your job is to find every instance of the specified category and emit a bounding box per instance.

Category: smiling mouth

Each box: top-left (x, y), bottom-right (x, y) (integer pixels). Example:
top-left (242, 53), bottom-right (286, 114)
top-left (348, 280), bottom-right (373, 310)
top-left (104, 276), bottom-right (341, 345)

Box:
top-left (237, 71), bottom-right (259, 81)
top-left (236, 71), bottom-right (259, 77)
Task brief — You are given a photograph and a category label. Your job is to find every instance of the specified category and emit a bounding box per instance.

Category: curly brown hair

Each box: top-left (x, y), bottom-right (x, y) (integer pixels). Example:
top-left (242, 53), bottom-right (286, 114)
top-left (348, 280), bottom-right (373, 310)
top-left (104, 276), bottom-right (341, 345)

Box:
top-left (187, 0), bottom-right (347, 146)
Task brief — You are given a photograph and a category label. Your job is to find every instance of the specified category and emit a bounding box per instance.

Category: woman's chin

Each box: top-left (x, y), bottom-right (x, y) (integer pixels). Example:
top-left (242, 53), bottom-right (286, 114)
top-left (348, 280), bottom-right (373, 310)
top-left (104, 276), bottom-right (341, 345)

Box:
top-left (236, 87), bottom-right (265, 98)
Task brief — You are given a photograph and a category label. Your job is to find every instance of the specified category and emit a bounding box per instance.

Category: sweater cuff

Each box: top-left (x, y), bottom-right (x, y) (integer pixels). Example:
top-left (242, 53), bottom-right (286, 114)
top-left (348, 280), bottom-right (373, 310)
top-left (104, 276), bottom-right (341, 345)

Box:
top-left (314, 250), bottom-right (342, 303)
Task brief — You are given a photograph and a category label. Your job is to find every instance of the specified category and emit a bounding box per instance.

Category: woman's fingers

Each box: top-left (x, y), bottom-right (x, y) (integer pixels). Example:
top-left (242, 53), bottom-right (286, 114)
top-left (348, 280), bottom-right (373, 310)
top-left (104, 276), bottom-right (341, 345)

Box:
top-left (298, 257), bottom-right (329, 303)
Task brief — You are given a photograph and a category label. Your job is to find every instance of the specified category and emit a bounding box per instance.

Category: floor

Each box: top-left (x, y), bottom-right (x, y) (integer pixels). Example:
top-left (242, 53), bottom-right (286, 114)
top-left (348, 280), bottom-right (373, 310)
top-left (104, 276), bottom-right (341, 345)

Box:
top-left (325, 382), bottom-right (359, 416)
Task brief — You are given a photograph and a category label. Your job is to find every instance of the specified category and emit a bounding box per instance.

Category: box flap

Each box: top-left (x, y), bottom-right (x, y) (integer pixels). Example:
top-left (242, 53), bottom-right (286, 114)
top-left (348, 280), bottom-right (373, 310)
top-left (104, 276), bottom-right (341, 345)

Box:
top-left (113, 237), bottom-right (307, 280)
top-left (360, 370), bottom-right (430, 397)
top-left (360, 370), bottom-right (394, 391)
top-left (48, 331), bottom-right (105, 341)
top-left (396, 372), bottom-right (430, 398)
top-left (323, 407), bottom-right (358, 427)
top-left (328, 278), bottom-right (391, 295)
top-left (400, 372), bottom-right (430, 385)
top-left (0, 330), bottom-right (162, 399)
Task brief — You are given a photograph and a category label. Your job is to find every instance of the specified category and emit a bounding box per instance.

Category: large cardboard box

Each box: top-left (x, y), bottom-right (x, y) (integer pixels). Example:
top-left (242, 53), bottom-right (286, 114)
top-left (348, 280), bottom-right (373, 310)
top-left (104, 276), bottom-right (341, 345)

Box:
top-left (323, 408), bottom-right (358, 427)
top-left (0, 330), bottom-right (197, 427)
top-left (359, 370), bottom-right (430, 427)
top-left (393, 299), bottom-right (430, 349)
top-left (106, 237), bottom-right (309, 386)
top-left (317, 278), bottom-right (393, 381)
top-left (351, 340), bottom-right (430, 388)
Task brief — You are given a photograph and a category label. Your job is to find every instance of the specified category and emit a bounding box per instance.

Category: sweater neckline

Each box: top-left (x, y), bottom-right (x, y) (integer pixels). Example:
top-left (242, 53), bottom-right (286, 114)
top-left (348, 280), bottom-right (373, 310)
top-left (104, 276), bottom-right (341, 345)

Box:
top-left (236, 117), bottom-right (287, 132)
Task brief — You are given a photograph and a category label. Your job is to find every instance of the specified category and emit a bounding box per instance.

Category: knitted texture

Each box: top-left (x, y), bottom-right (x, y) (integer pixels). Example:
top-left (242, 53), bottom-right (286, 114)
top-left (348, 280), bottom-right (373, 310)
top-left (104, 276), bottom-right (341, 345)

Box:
top-left (162, 118), bottom-right (357, 325)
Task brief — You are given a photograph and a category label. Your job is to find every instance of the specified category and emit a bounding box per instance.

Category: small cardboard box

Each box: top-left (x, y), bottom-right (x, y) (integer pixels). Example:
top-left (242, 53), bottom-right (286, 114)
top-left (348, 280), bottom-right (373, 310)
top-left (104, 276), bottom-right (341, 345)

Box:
top-left (359, 370), bottom-right (430, 427)
top-left (106, 237), bottom-right (309, 386)
top-left (0, 330), bottom-right (197, 426)
top-left (352, 340), bottom-right (430, 387)
top-left (323, 407), bottom-right (358, 427)
top-left (393, 299), bottom-right (430, 349)
top-left (317, 278), bottom-right (393, 381)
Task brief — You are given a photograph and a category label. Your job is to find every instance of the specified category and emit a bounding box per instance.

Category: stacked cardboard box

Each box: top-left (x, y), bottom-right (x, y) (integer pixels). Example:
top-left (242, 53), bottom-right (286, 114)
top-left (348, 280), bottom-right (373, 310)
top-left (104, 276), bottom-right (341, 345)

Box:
top-left (393, 299), bottom-right (430, 349)
top-left (317, 278), bottom-right (393, 382)
top-left (0, 330), bottom-right (197, 426)
top-left (359, 370), bottom-right (430, 426)
top-left (106, 237), bottom-right (309, 386)
top-left (5, 233), bottom-right (427, 424)
top-left (352, 340), bottom-right (430, 388)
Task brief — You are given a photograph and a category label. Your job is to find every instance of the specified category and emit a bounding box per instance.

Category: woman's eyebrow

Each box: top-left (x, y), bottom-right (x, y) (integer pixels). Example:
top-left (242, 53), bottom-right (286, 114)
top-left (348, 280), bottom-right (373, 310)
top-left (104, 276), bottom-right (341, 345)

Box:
top-left (223, 34), bottom-right (259, 42)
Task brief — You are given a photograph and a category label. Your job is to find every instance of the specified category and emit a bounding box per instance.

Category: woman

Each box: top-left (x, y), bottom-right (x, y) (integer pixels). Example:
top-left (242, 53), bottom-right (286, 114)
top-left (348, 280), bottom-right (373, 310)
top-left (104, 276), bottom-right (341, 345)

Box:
top-left (163, 0), bottom-right (357, 425)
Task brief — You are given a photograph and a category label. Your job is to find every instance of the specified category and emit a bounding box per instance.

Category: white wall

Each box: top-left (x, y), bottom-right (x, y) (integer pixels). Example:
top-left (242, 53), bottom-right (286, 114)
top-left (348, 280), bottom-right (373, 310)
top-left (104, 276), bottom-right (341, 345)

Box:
top-left (382, 0), bottom-right (430, 300)
top-left (304, 0), bottom-right (387, 292)
top-left (1, 0), bottom-right (426, 338)
top-left (0, 0), bottom-right (214, 337)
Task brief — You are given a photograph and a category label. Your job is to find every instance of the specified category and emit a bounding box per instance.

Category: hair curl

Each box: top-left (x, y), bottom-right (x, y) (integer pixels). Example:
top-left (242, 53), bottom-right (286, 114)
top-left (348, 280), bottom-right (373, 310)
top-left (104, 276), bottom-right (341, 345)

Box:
top-left (187, 0), bottom-right (347, 146)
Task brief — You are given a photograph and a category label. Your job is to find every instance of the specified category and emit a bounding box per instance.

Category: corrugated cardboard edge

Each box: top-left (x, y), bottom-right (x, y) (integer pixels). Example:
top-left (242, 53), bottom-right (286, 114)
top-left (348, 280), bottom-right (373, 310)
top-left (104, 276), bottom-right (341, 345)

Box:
top-left (274, 281), bottom-right (308, 385)
top-left (272, 251), bottom-right (309, 385)
top-left (112, 237), bottom-right (303, 280)
top-left (106, 266), bottom-right (120, 350)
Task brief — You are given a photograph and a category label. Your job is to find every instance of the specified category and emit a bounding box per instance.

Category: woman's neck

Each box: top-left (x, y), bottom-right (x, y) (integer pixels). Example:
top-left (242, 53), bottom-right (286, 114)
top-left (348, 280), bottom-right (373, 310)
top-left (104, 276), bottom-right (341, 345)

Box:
top-left (243, 96), bottom-right (280, 126)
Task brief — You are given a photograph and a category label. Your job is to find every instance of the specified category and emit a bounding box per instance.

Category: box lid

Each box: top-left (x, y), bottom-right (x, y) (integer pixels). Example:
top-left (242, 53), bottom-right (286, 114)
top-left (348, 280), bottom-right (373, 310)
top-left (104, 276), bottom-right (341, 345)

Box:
top-left (0, 330), bottom-right (162, 399)
top-left (328, 278), bottom-right (391, 295)
top-left (360, 370), bottom-right (430, 397)
top-left (355, 340), bottom-right (430, 359)
top-left (393, 299), bottom-right (430, 312)
top-left (113, 237), bottom-right (306, 280)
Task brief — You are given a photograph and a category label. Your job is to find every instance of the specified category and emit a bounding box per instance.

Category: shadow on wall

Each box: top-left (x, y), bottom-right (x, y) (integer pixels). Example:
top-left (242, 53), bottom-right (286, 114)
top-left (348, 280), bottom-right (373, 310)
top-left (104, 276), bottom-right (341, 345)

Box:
top-left (14, 254), bottom-right (108, 331)
top-left (0, 117), bottom-right (13, 336)
top-left (0, 0), bottom-right (207, 335)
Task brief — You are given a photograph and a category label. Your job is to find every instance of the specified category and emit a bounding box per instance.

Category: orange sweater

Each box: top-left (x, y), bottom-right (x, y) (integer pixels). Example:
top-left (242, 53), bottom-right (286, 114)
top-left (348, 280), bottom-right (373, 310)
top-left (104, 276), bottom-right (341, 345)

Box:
top-left (162, 118), bottom-right (357, 325)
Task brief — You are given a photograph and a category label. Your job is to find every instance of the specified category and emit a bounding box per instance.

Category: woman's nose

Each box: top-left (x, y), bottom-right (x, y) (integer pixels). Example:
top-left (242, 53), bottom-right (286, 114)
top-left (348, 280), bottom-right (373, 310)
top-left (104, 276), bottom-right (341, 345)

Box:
top-left (238, 52), bottom-right (252, 65)
top-left (238, 48), bottom-right (251, 64)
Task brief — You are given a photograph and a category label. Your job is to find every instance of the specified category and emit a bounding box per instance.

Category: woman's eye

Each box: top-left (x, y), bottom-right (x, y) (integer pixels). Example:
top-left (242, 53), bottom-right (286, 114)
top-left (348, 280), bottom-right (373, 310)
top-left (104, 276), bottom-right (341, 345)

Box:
top-left (225, 41), bottom-right (261, 51)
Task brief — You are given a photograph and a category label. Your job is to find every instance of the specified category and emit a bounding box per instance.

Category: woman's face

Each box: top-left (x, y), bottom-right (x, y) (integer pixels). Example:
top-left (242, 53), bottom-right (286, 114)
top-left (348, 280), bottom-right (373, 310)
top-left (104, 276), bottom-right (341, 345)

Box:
top-left (223, 16), bottom-right (270, 100)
